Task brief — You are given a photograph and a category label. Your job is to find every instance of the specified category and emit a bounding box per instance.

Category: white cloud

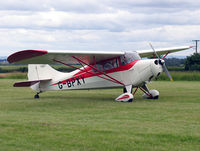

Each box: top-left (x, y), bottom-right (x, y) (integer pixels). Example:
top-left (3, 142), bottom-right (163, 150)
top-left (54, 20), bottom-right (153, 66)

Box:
top-left (0, 0), bottom-right (199, 56)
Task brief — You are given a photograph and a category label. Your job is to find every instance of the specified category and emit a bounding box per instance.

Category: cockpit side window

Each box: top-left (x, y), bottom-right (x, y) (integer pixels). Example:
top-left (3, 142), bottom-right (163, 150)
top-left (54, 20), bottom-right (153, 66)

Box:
top-left (96, 64), bottom-right (103, 71)
top-left (92, 58), bottom-right (119, 72)
top-left (104, 58), bottom-right (119, 71)
top-left (93, 64), bottom-right (103, 73)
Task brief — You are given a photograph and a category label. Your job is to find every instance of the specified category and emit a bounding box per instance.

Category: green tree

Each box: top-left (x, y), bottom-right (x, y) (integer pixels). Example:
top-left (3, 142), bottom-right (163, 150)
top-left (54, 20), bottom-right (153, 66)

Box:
top-left (185, 53), bottom-right (200, 71)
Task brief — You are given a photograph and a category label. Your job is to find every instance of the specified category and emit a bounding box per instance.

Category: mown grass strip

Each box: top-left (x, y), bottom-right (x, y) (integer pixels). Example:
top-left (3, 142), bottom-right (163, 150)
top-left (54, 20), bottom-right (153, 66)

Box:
top-left (157, 71), bottom-right (200, 81)
top-left (0, 80), bottom-right (200, 151)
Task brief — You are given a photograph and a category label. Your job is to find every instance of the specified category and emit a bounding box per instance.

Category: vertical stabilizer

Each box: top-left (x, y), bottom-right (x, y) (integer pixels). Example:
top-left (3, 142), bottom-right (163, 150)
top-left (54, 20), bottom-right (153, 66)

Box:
top-left (28, 64), bottom-right (65, 91)
top-left (28, 64), bottom-right (62, 81)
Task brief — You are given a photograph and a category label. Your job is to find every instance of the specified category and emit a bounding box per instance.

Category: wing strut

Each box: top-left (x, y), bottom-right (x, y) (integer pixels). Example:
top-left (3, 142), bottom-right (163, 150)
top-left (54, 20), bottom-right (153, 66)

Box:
top-left (72, 56), bottom-right (125, 86)
top-left (53, 59), bottom-right (124, 85)
top-left (162, 52), bottom-right (169, 60)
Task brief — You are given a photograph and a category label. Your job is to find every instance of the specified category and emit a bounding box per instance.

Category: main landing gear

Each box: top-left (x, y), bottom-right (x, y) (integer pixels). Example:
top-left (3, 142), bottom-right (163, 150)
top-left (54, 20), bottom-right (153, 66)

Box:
top-left (137, 84), bottom-right (159, 99)
top-left (115, 84), bottom-right (159, 102)
top-left (34, 91), bottom-right (42, 99)
top-left (115, 85), bottom-right (133, 102)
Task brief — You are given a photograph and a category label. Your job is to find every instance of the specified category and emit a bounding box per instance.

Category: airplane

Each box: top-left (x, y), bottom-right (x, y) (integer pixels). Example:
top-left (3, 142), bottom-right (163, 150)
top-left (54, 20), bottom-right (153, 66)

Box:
top-left (7, 44), bottom-right (192, 102)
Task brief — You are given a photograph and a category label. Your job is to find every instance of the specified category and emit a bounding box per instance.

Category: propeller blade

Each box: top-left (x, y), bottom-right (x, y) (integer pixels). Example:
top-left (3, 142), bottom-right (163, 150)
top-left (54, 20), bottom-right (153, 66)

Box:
top-left (149, 43), bottom-right (160, 59)
top-left (163, 64), bottom-right (173, 81)
top-left (149, 43), bottom-right (173, 81)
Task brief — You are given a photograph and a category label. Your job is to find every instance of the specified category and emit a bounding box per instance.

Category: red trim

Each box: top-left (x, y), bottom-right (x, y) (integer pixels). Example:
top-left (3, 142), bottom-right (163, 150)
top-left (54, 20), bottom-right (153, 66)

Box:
top-left (8, 50), bottom-right (47, 63)
top-left (51, 58), bottom-right (140, 86)
top-left (118, 94), bottom-right (130, 100)
top-left (73, 59), bottom-right (139, 78)
top-left (72, 56), bottom-right (125, 86)
top-left (133, 87), bottom-right (138, 96)
top-left (52, 59), bottom-right (119, 85)
top-left (75, 60), bottom-right (119, 83)
top-left (162, 52), bottom-right (169, 60)
top-left (14, 80), bottom-right (40, 87)
top-left (14, 79), bottom-right (51, 87)
top-left (140, 87), bottom-right (152, 98)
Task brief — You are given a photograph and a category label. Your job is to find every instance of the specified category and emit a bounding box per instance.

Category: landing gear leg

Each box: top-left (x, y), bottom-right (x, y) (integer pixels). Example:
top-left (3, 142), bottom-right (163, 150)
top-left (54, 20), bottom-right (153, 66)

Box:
top-left (123, 85), bottom-right (133, 93)
top-left (34, 91), bottom-right (42, 99)
top-left (123, 87), bottom-right (127, 93)
top-left (116, 85), bottom-right (133, 102)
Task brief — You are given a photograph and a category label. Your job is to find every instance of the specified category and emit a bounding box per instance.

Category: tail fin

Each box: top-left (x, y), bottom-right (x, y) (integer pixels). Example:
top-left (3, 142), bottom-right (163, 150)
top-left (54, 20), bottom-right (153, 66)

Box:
top-left (28, 64), bottom-right (61, 81)
top-left (13, 64), bottom-right (64, 91)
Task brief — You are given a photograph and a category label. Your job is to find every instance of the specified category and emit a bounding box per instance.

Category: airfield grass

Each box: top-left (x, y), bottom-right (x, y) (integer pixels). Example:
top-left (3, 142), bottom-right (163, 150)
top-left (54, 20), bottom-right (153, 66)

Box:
top-left (0, 79), bottom-right (200, 151)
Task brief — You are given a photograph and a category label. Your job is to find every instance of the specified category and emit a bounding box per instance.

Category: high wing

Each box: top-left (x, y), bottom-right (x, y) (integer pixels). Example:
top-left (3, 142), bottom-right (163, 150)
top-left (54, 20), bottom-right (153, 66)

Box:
top-left (7, 50), bottom-right (125, 65)
top-left (7, 46), bottom-right (192, 65)
top-left (137, 46), bottom-right (193, 58)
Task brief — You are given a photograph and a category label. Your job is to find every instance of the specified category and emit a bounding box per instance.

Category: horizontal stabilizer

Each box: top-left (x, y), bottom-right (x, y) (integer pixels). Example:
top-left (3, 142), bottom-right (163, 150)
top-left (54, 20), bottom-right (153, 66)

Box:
top-left (14, 79), bottom-right (51, 87)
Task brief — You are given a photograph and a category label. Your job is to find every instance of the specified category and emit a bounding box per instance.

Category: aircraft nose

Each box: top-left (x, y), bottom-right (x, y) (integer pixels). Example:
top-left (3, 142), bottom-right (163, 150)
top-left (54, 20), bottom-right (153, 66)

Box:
top-left (154, 59), bottom-right (165, 66)
top-left (151, 59), bottom-right (163, 77)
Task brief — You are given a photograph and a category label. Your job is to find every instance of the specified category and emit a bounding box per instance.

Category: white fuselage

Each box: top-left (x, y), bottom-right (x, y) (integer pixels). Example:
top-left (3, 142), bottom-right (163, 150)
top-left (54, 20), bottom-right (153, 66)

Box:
top-left (36, 59), bottom-right (163, 92)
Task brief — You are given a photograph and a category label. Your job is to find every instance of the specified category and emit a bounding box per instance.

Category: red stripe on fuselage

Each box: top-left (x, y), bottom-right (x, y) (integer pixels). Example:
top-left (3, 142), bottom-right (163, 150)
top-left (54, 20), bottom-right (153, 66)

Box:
top-left (51, 59), bottom-right (140, 86)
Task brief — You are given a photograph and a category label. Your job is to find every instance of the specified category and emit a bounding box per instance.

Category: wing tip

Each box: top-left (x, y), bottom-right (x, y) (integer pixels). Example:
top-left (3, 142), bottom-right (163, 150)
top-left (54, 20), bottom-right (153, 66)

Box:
top-left (8, 50), bottom-right (48, 63)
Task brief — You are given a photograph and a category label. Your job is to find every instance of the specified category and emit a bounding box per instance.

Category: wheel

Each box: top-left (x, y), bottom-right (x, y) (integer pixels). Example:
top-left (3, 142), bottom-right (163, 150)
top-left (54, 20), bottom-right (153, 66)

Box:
top-left (120, 99), bottom-right (133, 102)
top-left (128, 99), bottom-right (133, 102)
top-left (115, 93), bottom-right (134, 102)
top-left (152, 95), bottom-right (159, 99)
top-left (34, 94), bottom-right (39, 99)
top-left (142, 90), bottom-right (159, 99)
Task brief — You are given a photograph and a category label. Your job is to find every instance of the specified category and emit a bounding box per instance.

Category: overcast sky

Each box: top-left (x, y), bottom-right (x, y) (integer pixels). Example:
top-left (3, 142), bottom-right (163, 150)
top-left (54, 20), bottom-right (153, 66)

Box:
top-left (1, 0), bottom-right (200, 57)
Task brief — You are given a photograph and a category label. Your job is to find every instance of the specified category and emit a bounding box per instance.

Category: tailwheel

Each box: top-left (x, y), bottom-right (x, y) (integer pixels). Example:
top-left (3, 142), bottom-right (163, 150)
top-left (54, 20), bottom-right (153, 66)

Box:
top-left (34, 91), bottom-right (42, 99)
top-left (34, 94), bottom-right (39, 99)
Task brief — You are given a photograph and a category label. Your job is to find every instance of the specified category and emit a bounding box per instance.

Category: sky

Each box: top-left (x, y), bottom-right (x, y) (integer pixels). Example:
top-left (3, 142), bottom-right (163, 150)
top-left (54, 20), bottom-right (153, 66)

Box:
top-left (0, 0), bottom-right (200, 57)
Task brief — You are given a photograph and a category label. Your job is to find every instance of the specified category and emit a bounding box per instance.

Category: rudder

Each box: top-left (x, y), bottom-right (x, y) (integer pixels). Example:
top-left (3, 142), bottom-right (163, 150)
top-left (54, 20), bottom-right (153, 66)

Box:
top-left (28, 64), bottom-right (62, 81)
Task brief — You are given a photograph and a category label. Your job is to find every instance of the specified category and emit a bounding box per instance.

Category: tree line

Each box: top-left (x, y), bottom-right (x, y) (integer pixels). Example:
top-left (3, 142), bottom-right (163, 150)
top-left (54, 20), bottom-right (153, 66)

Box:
top-left (165, 53), bottom-right (200, 71)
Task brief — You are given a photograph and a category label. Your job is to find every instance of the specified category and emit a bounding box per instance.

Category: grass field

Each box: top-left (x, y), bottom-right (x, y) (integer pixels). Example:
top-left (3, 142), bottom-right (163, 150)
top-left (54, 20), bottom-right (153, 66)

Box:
top-left (0, 79), bottom-right (200, 151)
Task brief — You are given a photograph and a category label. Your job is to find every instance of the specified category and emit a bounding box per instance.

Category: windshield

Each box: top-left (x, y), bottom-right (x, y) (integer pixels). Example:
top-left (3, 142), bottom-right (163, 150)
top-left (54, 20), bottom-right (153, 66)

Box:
top-left (120, 52), bottom-right (141, 65)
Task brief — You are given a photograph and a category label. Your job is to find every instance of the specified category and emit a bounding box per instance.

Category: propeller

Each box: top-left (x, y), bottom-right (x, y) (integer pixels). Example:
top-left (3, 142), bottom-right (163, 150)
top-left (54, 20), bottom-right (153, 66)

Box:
top-left (149, 43), bottom-right (173, 81)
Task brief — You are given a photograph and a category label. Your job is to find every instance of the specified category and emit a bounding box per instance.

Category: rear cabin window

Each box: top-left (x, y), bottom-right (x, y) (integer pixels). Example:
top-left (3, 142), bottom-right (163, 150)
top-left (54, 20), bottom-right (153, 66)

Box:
top-left (120, 52), bottom-right (141, 65)
top-left (93, 58), bottom-right (119, 72)
top-left (103, 58), bottom-right (119, 71)
top-left (96, 64), bottom-right (103, 71)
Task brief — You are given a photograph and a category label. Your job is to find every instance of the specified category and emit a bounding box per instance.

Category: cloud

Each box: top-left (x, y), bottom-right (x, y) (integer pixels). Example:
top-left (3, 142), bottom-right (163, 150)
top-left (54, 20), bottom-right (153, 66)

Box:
top-left (1, 0), bottom-right (200, 13)
top-left (0, 0), bottom-right (106, 13)
top-left (0, 0), bottom-right (199, 56)
top-left (0, 9), bottom-right (200, 31)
